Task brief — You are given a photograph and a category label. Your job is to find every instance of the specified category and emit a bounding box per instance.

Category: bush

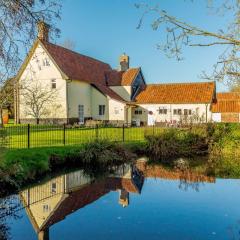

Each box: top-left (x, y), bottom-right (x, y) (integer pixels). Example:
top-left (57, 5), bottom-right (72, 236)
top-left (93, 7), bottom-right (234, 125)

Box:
top-left (78, 140), bottom-right (136, 169)
top-left (145, 128), bottom-right (208, 163)
top-left (206, 123), bottom-right (240, 156)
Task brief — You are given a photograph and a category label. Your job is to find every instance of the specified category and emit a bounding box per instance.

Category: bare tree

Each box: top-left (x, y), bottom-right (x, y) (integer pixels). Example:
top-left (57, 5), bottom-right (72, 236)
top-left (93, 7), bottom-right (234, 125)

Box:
top-left (0, 0), bottom-right (61, 118)
top-left (21, 81), bottom-right (61, 124)
top-left (136, 1), bottom-right (240, 88)
top-left (62, 38), bottom-right (76, 50)
top-left (0, 195), bottom-right (21, 240)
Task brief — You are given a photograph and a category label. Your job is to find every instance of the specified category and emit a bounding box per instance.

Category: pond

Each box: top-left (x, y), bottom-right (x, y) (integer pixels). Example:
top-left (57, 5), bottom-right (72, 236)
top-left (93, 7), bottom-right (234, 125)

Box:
top-left (1, 160), bottom-right (240, 240)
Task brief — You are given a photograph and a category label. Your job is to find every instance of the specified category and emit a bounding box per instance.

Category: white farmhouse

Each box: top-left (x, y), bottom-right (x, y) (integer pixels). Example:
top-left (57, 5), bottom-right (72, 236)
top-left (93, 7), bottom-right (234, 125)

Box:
top-left (15, 22), bottom-right (216, 125)
top-left (133, 82), bottom-right (216, 125)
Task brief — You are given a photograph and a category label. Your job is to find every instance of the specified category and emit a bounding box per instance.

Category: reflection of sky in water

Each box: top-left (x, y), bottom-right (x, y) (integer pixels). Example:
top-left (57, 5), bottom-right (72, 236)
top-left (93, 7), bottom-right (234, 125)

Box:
top-left (4, 176), bottom-right (240, 240)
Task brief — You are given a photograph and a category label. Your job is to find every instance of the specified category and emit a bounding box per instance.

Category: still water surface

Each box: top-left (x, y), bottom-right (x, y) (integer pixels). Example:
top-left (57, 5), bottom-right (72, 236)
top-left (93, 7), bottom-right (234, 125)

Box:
top-left (1, 161), bottom-right (240, 240)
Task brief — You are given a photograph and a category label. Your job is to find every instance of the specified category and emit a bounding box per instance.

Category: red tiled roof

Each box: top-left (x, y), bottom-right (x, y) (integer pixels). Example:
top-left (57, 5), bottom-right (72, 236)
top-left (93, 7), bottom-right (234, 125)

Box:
top-left (41, 177), bottom-right (141, 231)
top-left (122, 68), bottom-right (140, 85)
top-left (42, 41), bottom-right (111, 83)
top-left (41, 41), bottom-right (126, 102)
top-left (106, 68), bottom-right (140, 86)
top-left (212, 100), bottom-right (240, 113)
top-left (211, 92), bottom-right (240, 113)
top-left (217, 92), bottom-right (240, 100)
top-left (135, 82), bottom-right (215, 104)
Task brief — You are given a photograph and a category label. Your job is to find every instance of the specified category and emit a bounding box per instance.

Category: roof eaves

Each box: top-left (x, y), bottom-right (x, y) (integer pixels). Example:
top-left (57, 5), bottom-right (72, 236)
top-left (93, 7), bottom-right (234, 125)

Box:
top-left (15, 39), bottom-right (40, 81)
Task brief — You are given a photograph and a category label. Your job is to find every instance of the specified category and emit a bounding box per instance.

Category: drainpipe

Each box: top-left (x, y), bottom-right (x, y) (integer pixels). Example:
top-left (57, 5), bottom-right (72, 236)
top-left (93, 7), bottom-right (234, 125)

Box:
top-left (170, 104), bottom-right (172, 123)
top-left (14, 78), bottom-right (19, 124)
top-left (205, 104), bottom-right (208, 123)
top-left (66, 79), bottom-right (72, 124)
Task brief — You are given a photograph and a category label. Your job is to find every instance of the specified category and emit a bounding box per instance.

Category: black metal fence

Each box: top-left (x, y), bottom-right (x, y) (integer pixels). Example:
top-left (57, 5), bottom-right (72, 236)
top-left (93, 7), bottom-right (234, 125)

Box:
top-left (1, 124), bottom-right (163, 149)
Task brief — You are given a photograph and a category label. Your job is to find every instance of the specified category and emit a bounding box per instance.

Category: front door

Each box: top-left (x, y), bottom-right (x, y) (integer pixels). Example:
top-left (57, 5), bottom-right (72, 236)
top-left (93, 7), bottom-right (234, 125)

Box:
top-left (78, 105), bottom-right (84, 124)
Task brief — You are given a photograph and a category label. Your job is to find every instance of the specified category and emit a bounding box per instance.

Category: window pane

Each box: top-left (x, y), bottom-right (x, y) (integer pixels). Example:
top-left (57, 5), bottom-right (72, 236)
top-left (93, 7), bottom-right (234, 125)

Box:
top-left (51, 79), bottom-right (56, 89)
top-left (99, 105), bottom-right (105, 115)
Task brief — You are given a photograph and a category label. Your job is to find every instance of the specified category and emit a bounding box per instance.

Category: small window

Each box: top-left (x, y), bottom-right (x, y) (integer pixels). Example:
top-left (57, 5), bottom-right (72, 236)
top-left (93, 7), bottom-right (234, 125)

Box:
top-left (173, 109), bottom-right (182, 115)
top-left (43, 58), bottom-right (50, 66)
top-left (43, 204), bottom-right (51, 213)
top-left (134, 109), bottom-right (142, 115)
top-left (99, 105), bottom-right (105, 116)
top-left (159, 108), bottom-right (167, 114)
top-left (51, 182), bottom-right (57, 194)
top-left (51, 79), bottom-right (56, 89)
top-left (184, 109), bottom-right (192, 115)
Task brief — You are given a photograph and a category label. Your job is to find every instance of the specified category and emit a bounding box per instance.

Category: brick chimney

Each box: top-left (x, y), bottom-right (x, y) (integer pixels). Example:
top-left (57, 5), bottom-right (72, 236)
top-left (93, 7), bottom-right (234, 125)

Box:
top-left (37, 21), bottom-right (50, 41)
top-left (119, 189), bottom-right (129, 207)
top-left (119, 53), bottom-right (129, 71)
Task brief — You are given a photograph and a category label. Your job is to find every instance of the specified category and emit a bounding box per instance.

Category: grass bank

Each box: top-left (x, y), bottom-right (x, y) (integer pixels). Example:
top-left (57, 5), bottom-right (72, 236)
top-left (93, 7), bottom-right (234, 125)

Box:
top-left (0, 141), bottom-right (145, 195)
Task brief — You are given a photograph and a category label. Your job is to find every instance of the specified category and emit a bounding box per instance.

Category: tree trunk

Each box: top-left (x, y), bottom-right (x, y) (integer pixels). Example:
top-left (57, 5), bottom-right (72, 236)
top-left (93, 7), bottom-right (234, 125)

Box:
top-left (36, 118), bottom-right (39, 125)
top-left (0, 107), bottom-right (3, 128)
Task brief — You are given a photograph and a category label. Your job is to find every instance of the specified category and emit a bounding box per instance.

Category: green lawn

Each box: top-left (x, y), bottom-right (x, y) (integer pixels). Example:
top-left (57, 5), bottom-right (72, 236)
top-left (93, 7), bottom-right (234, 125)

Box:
top-left (3, 125), bottom-right (164, 149)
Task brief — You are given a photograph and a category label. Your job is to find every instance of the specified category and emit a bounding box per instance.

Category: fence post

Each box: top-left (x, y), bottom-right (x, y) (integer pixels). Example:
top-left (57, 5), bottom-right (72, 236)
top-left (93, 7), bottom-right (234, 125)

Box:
top-left (153, 124), bottom-right (155, 136)
top-left (63, 123), bottom-right (66, 146)
top-left (27, 124), bottom-right (30, 148)
top-left (96, 124), bottom-right (99, 141)
top-left (122, 124), bottom-right (125, 142)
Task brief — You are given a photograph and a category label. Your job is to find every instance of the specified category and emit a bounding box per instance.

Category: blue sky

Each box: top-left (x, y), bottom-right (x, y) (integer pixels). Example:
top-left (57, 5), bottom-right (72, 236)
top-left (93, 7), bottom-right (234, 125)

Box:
top-left (56, 0), bottom-right (230, 92)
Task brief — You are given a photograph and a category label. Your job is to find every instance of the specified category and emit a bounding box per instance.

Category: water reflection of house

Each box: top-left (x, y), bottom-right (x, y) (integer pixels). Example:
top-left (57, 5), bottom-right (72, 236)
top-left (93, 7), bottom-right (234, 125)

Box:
top-left (20, 164), bottom-right (144, 240)
top-left (136, 160), bottom-right (215, 183)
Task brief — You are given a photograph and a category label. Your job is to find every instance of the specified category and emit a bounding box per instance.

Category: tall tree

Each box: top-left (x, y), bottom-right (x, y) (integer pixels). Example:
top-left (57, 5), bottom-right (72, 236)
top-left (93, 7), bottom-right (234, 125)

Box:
top-left (136, 1), bottom-right (240, 88)
top-left (0, 0), bottom-right (61, 125)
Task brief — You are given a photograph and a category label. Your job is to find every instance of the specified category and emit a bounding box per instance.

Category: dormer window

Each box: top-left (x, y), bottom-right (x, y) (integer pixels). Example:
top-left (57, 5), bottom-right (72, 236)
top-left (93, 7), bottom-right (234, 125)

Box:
top-left (51, 79), bottom-right (56, 89)
top-left (43, 58), bottom-right (50, 66)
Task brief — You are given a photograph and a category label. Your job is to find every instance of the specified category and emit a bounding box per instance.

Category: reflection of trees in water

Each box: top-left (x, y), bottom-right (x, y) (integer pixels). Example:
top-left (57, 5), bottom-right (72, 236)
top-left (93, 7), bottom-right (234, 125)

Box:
top-left (179, 174), bottom-right (204, 192)
top-left (178, 171), bottom-right (212, 192)
top-left (0, 196), bottom-right (21, 240)
top-left (136, 161), bottom-right (215, 192)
